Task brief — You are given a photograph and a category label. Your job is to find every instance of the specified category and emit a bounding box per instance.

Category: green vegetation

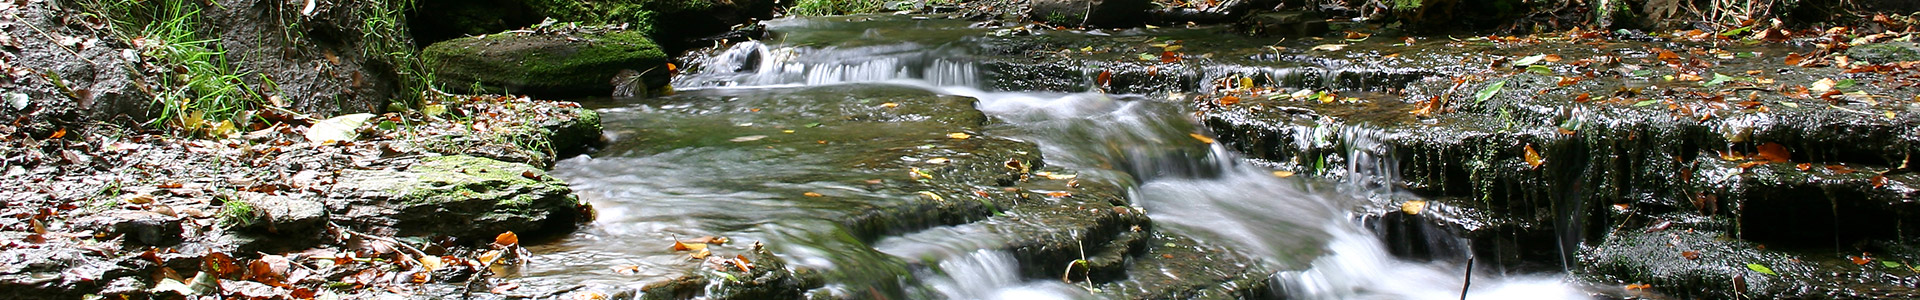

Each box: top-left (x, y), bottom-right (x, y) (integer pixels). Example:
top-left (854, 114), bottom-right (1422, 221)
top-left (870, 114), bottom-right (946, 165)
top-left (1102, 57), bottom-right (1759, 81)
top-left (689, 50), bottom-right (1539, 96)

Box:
top-left (216, 197), bottom-right (258, 228)
top-left (78, 0), bottom-right (258, 134)
top-left (788, 0), bottom-right (886, 16)
top-left (356, 0), bottom-right (435, 110)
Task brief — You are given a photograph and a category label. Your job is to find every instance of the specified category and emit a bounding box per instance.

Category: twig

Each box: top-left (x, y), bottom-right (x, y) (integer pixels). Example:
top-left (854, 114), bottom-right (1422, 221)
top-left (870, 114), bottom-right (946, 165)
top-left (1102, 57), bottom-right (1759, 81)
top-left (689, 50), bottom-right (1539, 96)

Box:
top-left (1459, 255), bottom-right (1475, 300)
top-left (329, 222), bottom-right (430, 266)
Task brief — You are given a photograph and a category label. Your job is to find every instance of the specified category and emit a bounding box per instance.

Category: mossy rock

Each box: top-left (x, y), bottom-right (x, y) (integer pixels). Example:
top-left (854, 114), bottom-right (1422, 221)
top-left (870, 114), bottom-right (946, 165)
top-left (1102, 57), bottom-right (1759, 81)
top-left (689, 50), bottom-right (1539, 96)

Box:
top-left (424, 30), bottom-right (667, 97)
top-left (333, 155), bottom-right (586, 240)
top-left (1845, 42), bottom-right (1920, 64)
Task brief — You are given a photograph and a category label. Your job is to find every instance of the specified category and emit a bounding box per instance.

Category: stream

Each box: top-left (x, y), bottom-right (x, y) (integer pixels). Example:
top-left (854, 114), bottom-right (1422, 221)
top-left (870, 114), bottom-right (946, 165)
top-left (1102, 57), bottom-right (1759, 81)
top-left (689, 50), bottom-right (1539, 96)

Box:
top-left (534, 14), bottom-right (1593, 299)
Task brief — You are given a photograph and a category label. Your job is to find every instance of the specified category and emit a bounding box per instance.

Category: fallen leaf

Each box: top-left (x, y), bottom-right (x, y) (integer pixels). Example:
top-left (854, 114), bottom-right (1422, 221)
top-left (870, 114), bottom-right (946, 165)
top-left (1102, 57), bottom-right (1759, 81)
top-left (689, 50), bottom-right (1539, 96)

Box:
top-left (521, 171), bottom-right (540, 180)
top-left (496, 232), bottom-right (520, 247)
top-left (730, 255), bottom-right (753, 272)
top-left (304, 113), bottom-right (375, 143)
top-left (729, 135), bottom-right (767, 142)
top-left (1271, 171), bottom-right (1294, 178)
top-left (803, 192), bottom-right (823, 197)
top-left (1188, 133), bottom-right (1215, 144)
top-left (1872, 175), bottom-right (1887, 188)
top-left (947, 132), bottom-right (971, 139)
top-left (1474, 81), bottom-right (1506, 104)
top-left (612, 265), bottom-right (641, 275)
top-left (1747, 263), bottom-right (1777, 275)
top-left (671, 240), bottom-right (707, 252)
top-left (1310, 44), bottom-right (1348, 51)
top-left (690, 248), bottom-right (711, 259)
top-left (1400, 200), bottom-right (1428, 215)
top-left (1217, 95), bottom-right (1240, 106)
top-left (1524, 144), bottom-right (1545, 168)
top-left (490, 282), bottom-right (520, 293)
top-left (1826, 165), bottom-right (1857, 174)
top-left (1811, 78), bottom-right (1837, 92)
top-left (1625, 283), bottom-right (1652, 290)
top-left (1681, 250), bottom-right (1702, 260)
top-left (1851, 255), bottom-right (1873, 265)
top-left (1796, 163), bottom-right (1813, 171)
top-left (686, 236), bottom-right (729, 245)
top-left (1096, 70), bottom-right (1112, 86)
top-left (1755, 143), bottom-right (1791, 163)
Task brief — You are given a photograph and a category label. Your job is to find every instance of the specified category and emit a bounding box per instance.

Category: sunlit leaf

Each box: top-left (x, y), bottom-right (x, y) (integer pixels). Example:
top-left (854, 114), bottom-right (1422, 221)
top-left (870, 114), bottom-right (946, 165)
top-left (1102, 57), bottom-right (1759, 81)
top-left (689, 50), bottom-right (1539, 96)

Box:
top-left (1811, 78), bottom-right (1837, 92)
top-left (496, 232), bottom-right (520, 247)
top-left (1746, 263), bottom-right (1777, 275)
top-left (803, 192), bottom-right (824, 197)
top-left (1271, 171), bottom-right (1294, 178)
top-left (1524, 144), bottom-right (1545, 168)
top-left (1885, 260), bottom-right (1903, 268)
top-left (304, 113), bottom-right (375, 143)
top-left (1310, 44), bottom-right (1348, 51)
top-left (1513, 54), bottom-right (1548, 66)
top-left (1474, 80), bottom-right (1506, 104)
top-left (948, 132), bottom-right (971, 139)
top-left (1400, 200), bottom-right (1428, 215)
top-left (1188, 133), bottom-right (1215, 144)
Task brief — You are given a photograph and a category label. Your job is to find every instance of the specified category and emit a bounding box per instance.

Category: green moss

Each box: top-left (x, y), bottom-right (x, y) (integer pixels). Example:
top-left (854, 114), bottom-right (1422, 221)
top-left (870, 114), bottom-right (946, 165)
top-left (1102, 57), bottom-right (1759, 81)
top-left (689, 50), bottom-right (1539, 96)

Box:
top-left (423, 30), bottom-right (666, 96)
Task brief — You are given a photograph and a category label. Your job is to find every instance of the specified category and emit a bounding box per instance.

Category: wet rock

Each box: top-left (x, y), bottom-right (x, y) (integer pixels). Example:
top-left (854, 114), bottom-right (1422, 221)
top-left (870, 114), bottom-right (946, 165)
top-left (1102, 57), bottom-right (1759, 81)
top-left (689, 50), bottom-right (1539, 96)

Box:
top-left (639, 244), bottom-right (817, 300)
top-left (1582, 230), bottom-right (1816, 299)
top-left (0, 244), bottom-right (151, 299)
top-left (1028, 0), bottom-right (1150, 27)
top-left (331, 155), bottom-right (586, 240)
top-left (72, 210), bottom-right (184, 247)
top-left (1845, 42), bottom-right (1920, 64)
top-left (233, 195), bottom-right (329, 242)
top-left (414, 103), bottom-right (603, 168)
top-left (1238, 11), bottom-right (1330, 37)
top-left (424, 30), bottom-right (668, 97)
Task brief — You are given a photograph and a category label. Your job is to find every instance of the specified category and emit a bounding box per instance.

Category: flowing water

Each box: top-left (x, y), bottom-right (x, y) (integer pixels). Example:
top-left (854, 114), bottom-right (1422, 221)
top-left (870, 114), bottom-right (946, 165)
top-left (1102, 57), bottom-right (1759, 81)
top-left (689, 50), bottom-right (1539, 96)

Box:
top-left (536, 14), bottom-right (1592, 299)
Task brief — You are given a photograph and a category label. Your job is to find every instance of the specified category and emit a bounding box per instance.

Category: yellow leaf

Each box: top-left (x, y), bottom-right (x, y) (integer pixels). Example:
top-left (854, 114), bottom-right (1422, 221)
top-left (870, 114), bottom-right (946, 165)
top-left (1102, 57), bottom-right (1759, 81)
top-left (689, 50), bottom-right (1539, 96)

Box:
top-left (1401, 200), bottom-right (1428, 215)
top-left (671, 240), bottom-right (707, 251)
top-left (1271, 171), bottom-right (1295, 178)
top-left (1524, 144), bottom-right (1545, 168)
top-left (1188, 133), bottom-right (1216, 144)
top-left (881, 102), bottom-right (899, 108)
top-left (948, 132), bottom-right (971, 139)
top-left (917, 191), bottom-right (944, 201)
top-left (803, 192), bottom-right (823, 197)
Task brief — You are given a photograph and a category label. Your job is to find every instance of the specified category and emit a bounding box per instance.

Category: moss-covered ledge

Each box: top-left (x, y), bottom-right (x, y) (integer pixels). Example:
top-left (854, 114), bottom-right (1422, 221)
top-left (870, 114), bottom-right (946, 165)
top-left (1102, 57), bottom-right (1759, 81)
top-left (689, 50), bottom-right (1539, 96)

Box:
top-left (424, 29), bottom-right (668, 98)
top-left (331, 155), bottom-right (588, 240)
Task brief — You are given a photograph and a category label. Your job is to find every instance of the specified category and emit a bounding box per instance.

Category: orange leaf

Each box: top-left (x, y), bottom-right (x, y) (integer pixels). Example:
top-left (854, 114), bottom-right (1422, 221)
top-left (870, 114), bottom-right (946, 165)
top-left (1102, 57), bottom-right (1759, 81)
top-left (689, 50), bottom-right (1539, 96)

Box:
top-left (1851, 255), bottom-right (1873, 265)
top-left (1543, 54), bottom-right (1563, 62)
top-left (1096, 70), bottom-right (1112, 87)
top-left (1159, 51), bottom-right (1181, 63)
top-left (1524, 144), bottom-right (1545, 168)
top-left (1217, 95), bottom-right (1240, 106)
top-left (1345, 31), bottom-right (1370, 39)
top-left (1872, 175), bottom-right (1888, 188)
top-left (1681, 250), bottom-right (1702, 260)
top-left (1625, 283), bottom-right (1652, 290)
top-left (495, 231), bottom-right (520, 247)
top-left (731, 255), bottom-right (753, 272)
top-left (50, 128), bottom-right (66, 139)
top-left (1755, 143), bottom-right (1791, 163)
top-left (1574, 93), bottom-right (1591, 103)
top-left (1796, 163), bottom-right (1813, 171)
top-left (1826, 165), bottom-right (1857, 174)
top-left (803, 192), bottom-right (823, 197)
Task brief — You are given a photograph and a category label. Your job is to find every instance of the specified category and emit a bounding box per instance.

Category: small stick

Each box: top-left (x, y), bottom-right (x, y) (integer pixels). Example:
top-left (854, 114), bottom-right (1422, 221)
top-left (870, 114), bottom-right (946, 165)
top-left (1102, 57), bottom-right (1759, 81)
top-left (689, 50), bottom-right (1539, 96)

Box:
top-left (1460, 255), bottom-right (1475, 300)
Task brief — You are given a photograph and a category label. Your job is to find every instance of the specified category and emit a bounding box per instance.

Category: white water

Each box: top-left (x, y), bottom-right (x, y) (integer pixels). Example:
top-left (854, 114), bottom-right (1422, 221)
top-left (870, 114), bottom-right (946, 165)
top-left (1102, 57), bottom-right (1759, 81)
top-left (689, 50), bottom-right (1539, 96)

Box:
top-left (676, 32), bottom-right (1589, 300)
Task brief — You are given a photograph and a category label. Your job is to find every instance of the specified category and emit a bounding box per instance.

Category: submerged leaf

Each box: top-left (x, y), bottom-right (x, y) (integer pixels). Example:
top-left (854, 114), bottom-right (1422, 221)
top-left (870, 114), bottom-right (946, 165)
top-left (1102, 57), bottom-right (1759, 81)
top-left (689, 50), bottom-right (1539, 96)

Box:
top-left (1188, 133), bottom-right (1215, 144)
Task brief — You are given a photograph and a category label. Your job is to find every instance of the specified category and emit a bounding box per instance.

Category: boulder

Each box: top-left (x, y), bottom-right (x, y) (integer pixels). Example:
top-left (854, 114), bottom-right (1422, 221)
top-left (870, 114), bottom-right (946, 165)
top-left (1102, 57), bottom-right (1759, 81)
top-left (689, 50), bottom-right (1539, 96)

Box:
top-left (72, 210), bottom-right (184, 247)
top-left (331, 155), bottom-right (587, 240)
top-left (424, 30), bottom-right (668, 97)
top-left (1028, 0), bottom-right (1151, 27)
top-left (1845, 42), bottom-right (1920, 64)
